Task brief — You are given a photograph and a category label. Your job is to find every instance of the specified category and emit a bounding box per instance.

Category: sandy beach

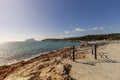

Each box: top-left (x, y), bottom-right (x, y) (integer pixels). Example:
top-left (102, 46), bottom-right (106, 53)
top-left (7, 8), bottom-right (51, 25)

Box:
top-left (69, 43), bottom-right (120, 80)
top-left (0, 42), bottom-right (120, 80)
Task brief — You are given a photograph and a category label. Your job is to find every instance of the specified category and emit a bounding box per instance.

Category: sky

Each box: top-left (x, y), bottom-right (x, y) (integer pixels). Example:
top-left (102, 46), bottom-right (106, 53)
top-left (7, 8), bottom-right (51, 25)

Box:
top-left (0, 0), bottom-right (120, 42)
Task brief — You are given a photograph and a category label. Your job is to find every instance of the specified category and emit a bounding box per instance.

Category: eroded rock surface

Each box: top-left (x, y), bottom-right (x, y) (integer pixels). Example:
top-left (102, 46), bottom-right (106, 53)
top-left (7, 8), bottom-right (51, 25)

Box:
top-left (0, 46), bottom-right (90, 80)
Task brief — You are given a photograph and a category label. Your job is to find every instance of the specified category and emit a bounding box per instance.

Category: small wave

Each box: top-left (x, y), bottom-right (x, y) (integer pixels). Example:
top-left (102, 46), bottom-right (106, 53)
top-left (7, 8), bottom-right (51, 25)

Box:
top-left (0, 41), bottom-right (81, 66)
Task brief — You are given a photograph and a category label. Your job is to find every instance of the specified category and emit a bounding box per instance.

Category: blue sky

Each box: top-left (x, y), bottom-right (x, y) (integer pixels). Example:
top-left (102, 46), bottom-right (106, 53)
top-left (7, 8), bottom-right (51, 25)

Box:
top-left (0, 0), bottom-right (120, 41)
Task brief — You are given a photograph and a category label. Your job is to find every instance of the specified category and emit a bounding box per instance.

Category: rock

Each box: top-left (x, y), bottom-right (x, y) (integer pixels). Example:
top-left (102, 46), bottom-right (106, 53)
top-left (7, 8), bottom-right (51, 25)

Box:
top-left (2, 45), bottom-right (90, 80)
top-left (80, 42), bottom-right (89, 47)
top-left (46, 76), bottom-right (52, 80)
top-left (25, 38), bottom-right (37, 42)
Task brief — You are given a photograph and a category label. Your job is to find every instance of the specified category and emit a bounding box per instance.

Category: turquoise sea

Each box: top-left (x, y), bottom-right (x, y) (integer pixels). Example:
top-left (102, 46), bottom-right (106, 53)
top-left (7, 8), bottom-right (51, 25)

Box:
top-left (0, 41), bottom-right (81, 66)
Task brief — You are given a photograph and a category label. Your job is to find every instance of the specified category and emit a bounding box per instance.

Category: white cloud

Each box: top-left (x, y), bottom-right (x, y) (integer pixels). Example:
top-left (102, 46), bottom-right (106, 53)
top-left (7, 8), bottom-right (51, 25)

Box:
top-left (75, 28), bottom-right (86, 32)
top-left (92, 27), bottom-right (99, 30)
top-left (88, 27), bottom-right (105, 31)
top-left (63, 26), bottom-right (105, 37)
top-left (88, 29), bottom-right (92, 31)
top-left (64, 31), bottom-right (70, 34)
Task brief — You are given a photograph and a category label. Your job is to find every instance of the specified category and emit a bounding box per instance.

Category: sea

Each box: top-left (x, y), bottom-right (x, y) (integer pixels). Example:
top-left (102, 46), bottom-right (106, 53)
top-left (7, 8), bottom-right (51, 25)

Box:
top-left (0, 41), bottom-right (81, 66)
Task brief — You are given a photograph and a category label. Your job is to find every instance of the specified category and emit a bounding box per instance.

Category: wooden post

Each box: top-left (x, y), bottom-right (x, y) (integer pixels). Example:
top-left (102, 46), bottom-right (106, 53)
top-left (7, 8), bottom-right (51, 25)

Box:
top-left (92, 45), bottom-right (94, 55)
top-left (94, 44), bottom-right (97, 59)
top-left (73, 46), bottom-right (75, 62)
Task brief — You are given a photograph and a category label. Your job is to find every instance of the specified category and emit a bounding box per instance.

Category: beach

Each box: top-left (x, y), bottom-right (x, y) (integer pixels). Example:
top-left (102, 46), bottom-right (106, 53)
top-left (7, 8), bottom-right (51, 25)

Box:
top-left (0, 42), bottom-right (120, 80)
top-left (1, 0), bottom-right (120, 79)
top-left (69, 42), bottom-right (120, 80)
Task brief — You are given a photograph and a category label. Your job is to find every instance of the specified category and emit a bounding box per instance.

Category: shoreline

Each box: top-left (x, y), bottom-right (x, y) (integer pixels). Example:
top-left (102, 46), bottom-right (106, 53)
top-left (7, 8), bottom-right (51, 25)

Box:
top-left (0, 46), bottom-right (72, 66)
top-left (0, 46), bottom-right (75, 66)
top-left (0, 44), bottom-right (88, 80)
top-left (1, 41), bottom-right (118, 80)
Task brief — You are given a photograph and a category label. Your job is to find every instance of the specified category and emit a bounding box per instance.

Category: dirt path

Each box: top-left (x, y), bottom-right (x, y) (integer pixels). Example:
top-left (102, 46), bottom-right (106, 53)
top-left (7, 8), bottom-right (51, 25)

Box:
top-left (69, 43), bottom-right (120, 80)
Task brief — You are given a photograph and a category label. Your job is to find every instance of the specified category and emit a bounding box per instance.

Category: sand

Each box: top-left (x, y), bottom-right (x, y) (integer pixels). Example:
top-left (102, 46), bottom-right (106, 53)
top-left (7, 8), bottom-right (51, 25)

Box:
top-left (69, 43), bottom-right (120, 80)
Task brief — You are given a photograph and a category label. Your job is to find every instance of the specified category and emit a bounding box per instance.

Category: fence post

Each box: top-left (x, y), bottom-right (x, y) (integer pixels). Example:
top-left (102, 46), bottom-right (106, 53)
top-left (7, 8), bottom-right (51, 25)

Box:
top-left (72, 46), bottom-right (75, 62)
top-left (94, 44), bottom-right (97, 59)
top-left (92, 45), bottom-right (94, 55)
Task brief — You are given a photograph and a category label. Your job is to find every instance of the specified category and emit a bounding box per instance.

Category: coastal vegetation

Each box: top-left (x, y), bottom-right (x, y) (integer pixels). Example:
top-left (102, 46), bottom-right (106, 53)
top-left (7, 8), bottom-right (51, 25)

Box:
top-left (42, 33), bottom-right (120, 42)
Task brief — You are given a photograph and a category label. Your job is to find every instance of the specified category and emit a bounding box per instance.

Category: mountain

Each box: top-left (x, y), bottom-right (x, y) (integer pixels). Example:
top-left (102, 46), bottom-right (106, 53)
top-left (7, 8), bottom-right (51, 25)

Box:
top-left (25, 38), bottom-right (37, 42)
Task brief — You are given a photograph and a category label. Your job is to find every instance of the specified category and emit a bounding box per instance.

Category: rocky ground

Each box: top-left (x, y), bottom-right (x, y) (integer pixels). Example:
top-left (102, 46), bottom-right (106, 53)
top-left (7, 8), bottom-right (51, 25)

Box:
top-left (0, 45), bottom-right (90, 80)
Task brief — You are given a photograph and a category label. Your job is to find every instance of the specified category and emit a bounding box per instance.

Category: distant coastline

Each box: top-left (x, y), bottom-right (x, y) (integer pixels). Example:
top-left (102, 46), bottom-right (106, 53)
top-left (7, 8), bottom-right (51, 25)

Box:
top-left (42, 33), bottom-right (120, 42)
